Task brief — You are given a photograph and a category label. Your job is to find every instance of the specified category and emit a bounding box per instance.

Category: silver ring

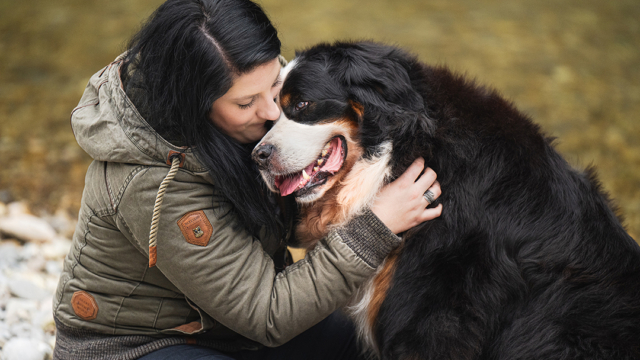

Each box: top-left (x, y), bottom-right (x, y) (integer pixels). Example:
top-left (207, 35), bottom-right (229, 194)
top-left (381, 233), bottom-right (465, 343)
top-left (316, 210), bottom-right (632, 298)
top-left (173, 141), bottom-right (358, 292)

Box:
top-left (423, 190), bottom-right (435, 204)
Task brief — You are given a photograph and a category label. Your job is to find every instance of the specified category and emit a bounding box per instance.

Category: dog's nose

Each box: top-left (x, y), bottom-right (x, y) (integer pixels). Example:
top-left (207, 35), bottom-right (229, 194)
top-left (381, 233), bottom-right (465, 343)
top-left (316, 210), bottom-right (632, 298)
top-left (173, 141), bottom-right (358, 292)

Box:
top-left (252, 143), bottom-right (275, 169)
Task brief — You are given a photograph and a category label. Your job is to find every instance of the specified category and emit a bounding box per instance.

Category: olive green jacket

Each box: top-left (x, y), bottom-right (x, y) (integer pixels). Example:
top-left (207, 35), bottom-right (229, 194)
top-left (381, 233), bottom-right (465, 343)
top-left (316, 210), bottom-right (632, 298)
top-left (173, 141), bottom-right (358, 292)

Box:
top-left (53, 55), bottom-right (400, 353)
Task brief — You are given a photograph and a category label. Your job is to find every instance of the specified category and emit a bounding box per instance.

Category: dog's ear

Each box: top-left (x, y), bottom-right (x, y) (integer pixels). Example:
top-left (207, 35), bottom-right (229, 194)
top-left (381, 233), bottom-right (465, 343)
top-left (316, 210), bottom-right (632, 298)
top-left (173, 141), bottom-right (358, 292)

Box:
top-left (334, 42), bottom-right (435, 141)
top-left (337, 43), bottom-right (423, 112)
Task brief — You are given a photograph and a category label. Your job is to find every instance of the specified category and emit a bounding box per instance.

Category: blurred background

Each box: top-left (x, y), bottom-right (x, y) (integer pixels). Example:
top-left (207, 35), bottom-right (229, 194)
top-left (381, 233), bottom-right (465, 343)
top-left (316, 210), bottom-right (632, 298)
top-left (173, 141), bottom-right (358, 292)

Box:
top-left (1, 0), bottom-right (639, 240)
top-left (0, 0), bottom-right (639, 355)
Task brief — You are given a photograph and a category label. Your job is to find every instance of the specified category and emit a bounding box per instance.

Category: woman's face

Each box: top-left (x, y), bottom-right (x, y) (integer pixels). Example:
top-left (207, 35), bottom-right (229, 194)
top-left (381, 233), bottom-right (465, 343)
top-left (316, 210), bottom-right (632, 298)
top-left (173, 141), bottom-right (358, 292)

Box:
top-left (209, 58), bottom-right (283, 144)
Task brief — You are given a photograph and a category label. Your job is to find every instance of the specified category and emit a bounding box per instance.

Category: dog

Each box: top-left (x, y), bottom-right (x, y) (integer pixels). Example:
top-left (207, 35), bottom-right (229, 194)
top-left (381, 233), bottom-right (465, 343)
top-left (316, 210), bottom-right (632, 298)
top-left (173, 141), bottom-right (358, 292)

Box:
top-left (251, 41), bottom-right (640, 360)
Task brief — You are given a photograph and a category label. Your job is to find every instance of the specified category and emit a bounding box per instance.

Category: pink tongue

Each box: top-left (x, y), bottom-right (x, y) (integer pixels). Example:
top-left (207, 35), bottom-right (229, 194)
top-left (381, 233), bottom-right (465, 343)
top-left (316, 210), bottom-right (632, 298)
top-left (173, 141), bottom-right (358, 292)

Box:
top-left (323, 137), bottom-right (343, 172)
top-left (276, 137), bottom-right (344, 196)
top-left (278, 174), bottom-right (305, 197)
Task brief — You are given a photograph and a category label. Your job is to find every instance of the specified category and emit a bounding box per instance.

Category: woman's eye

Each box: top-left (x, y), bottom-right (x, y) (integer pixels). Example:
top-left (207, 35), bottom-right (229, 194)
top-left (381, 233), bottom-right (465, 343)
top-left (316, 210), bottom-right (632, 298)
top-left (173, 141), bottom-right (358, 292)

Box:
top-left (238, 98), bottom-right (256, 109)
top-left (294, 101), bottom-right (308, 111)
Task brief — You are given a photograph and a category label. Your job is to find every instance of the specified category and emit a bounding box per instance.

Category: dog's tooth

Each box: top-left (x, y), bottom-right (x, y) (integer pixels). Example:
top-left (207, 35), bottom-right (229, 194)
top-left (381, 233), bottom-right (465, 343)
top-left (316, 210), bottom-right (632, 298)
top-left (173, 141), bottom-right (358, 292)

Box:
top-left (323, 142), bottom-right (331, 150)
top-left (321, 150), bottom-right (328, 157)
top-left (317, 159), bottom-right (323, 166)
top-left (314, 166), bottom-right (319, 172)
top-left (302, 169), bottom-right (310, 180)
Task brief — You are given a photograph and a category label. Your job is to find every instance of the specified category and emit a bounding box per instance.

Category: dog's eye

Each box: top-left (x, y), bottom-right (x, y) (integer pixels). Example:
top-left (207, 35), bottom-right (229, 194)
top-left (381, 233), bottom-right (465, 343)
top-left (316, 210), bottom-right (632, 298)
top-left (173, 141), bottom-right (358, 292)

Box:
top-left (294, 101), bottom-right (308, 111)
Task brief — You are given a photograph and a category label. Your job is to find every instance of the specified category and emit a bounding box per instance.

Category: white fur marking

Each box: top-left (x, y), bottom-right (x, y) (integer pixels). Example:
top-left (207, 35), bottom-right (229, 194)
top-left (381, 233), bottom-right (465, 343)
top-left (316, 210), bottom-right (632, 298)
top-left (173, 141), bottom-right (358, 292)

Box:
top-left (344, 142), bottom-right (394, 356)
top-left (280, 57), bottom-right (298, 81)
top-left (333, 141), bottom-right (393, 227)
top-left (348, 256), bottom-right (392, 357)
top-left (260, 115), bottom-right (351, 175)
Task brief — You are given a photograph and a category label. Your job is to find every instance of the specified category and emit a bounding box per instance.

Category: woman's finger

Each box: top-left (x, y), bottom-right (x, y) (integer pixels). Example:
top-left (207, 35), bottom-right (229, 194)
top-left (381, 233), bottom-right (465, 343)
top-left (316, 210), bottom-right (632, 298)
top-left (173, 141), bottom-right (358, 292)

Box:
top-left (419, 204), bottom-right (443, 222)
top-left (415, 167), bottom-right (437, 194)
top-left (398, 158), bottom-right (425, 185)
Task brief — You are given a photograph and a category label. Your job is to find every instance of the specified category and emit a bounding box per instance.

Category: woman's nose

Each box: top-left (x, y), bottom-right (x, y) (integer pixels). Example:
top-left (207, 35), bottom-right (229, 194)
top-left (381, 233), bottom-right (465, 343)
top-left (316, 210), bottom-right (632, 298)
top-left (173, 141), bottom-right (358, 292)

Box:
top-left (258, 96), bottom-right (281, 121)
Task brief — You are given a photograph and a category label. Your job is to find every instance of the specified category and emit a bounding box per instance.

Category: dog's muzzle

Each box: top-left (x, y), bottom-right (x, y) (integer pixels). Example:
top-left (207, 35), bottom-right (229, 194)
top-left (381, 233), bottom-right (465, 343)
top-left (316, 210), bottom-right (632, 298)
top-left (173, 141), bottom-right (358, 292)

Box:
top-left (252, 143), bottom-right (275, 169)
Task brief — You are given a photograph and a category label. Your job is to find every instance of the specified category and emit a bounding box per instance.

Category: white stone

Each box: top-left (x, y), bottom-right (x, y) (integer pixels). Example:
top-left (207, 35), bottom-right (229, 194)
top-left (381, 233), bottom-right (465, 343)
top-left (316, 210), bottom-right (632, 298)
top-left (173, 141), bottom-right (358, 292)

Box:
top-left (6, 202), bottom-right (30, 216)
top-left (26, 254), bottom-right (47, 272)
top-left (48, 336), bottom-right (56, 354)
top-left (33, 298), bottom-right (55, 331)
top-left (5, 299), bottom-right (38, 325)
top-left (0, 274), bottom-right (10, 310)
top-left (0, 241), bottom-right (21, 269)
top-left (1, 337), bottom-right (52, 360)
top-left (45, 260), bottom-right (62, 276)
top-left (40, 274), bottom-right (60, 294)
top-left (41, 237), bottom-right (72, 260)
top-left (38, 310), bottom-right (55, 334)
top-left (20, 242), bottom-right (41, 260)
top-left (7, 278), bottom-right (49, 300)
top-left (7, 270), bottom-right (49, 290)
top-left (0, 214), bottom-right (56, 243)
top-left (10, 321), bottom-right (42, 339)
top-left (0, 322), bottom-right (11, 349)
top-left (44, 209), bottom-right (77, 238)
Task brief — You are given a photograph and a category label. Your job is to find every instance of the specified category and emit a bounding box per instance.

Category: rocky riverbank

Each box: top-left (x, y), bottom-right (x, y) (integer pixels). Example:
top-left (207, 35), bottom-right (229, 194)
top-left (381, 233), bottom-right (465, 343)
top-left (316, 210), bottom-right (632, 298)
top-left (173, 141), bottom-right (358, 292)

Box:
top-left (0, 201), bottom-right (76, 360)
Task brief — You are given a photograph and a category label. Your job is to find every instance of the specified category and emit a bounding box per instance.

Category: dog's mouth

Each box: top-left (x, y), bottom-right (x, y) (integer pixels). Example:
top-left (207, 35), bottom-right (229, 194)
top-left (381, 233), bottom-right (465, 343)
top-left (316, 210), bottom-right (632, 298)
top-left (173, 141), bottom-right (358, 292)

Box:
top-left (275, 136), bottom-right (347, 197)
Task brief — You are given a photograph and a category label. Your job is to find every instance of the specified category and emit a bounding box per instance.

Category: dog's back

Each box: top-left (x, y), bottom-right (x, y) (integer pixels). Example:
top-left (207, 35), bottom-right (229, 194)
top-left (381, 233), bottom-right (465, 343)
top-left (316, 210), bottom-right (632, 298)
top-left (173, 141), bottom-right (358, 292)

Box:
top-left (366, 48), bottom-right (640, 360)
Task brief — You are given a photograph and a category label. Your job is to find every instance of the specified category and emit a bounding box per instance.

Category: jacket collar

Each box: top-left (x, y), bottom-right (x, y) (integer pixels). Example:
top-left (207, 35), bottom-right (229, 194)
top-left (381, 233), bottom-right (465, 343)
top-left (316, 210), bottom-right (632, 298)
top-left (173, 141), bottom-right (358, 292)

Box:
top-left (72, 53), bottom-right (209, 174)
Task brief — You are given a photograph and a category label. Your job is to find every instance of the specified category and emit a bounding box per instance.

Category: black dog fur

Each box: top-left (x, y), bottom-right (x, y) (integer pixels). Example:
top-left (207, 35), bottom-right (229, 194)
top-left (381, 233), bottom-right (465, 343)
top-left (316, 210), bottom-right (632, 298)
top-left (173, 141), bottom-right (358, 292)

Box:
top-left (280, 41), bottom-right (640, 360)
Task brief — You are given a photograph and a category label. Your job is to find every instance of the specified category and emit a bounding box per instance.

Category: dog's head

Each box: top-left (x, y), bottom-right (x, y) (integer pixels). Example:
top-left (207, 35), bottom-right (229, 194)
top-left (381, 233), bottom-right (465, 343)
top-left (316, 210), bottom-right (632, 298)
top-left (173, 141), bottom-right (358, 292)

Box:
top-left (252, 41), bottom-right (433, 203)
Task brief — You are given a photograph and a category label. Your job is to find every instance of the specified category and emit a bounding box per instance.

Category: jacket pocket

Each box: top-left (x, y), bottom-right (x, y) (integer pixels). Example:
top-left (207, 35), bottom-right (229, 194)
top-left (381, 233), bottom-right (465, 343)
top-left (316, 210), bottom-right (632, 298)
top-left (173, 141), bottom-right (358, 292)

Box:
top-left (158, 297), bottom-right (216, 335)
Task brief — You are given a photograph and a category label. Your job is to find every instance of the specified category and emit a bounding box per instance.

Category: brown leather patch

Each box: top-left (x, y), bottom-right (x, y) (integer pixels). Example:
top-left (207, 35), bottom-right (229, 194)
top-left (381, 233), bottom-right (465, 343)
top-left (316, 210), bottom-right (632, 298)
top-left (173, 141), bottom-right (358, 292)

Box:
top-left (166, 150), bottom-right (186, 167)
top-left (71, 291), bottom-right (98, 321)
top-left (173, 321), bottom-right (202, 334)
top-left (177, 210), bottom-right (213, 246)
top-left (186, 337), bottom-right (197, 345)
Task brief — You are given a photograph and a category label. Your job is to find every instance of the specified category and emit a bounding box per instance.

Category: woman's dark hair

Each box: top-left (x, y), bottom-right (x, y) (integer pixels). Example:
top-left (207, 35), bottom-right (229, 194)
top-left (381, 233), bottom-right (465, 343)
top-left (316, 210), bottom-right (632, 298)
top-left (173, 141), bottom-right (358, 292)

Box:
top-left (121, 0), bottom-right (283, 237)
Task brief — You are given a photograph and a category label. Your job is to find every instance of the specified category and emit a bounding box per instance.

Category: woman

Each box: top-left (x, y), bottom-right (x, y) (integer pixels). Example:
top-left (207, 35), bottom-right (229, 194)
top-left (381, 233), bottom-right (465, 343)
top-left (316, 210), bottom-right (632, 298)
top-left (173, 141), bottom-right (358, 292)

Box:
top-left (52, 0), bottom-right (442, 359)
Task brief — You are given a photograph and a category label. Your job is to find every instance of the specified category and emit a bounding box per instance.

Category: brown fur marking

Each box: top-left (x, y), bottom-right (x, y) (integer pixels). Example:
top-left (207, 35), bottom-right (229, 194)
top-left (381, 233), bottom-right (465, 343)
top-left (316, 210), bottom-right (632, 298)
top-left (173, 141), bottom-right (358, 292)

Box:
top-left (368, 249), bottom-right (399, 331)
top-left (280, 93), bottom-right (291, 108)
top-left (295, 118), bottom-right (363, 247)
top-left (349, 100), bottom-right (365, 119)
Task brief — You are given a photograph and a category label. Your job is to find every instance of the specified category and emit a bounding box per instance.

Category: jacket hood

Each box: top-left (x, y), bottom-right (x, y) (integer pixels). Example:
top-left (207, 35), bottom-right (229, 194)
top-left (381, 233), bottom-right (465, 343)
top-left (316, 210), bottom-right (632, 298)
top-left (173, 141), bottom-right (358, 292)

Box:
top-left (71, 53), bottom-right (208, 173)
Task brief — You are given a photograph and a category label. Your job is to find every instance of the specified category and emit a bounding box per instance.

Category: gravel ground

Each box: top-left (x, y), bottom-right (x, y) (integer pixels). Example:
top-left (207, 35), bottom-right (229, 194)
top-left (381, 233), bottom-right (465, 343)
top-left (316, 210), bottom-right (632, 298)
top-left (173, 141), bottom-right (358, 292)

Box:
top-left (0, 201), bottom-right (76, 360)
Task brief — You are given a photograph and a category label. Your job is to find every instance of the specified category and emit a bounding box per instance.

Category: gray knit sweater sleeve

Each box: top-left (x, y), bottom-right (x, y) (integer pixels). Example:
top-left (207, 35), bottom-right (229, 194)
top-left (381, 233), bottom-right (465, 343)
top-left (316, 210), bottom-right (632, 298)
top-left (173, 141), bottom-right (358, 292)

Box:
top-left (335, 208), bottom-right (402, 268)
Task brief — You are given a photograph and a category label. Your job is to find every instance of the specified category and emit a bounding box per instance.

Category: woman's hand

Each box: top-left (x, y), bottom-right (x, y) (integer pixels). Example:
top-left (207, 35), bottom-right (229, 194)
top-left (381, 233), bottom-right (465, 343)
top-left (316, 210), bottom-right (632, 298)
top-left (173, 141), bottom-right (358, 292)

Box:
top-left (371, 158), bottom-right (442, 234)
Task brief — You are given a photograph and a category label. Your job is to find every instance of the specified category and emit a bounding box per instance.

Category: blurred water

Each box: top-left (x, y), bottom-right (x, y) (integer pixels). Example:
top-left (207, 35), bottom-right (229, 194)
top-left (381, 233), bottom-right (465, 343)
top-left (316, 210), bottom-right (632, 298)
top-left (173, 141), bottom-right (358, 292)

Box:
top-left (0, 0), bottom-right (638, 240)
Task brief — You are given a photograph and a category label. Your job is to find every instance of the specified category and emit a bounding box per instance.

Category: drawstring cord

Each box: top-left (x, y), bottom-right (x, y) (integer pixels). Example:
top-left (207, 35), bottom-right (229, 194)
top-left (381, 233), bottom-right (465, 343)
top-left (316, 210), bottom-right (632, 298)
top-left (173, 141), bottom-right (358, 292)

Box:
top-left (148, 155), bottom-right (181, 267)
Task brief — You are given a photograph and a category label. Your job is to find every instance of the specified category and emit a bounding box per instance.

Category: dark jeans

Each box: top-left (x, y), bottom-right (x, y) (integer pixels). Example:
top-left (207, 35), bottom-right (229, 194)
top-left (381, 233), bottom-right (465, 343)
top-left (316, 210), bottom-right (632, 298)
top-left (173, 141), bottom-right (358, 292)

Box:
top-left (138, 311), bottom-right (368, 360)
